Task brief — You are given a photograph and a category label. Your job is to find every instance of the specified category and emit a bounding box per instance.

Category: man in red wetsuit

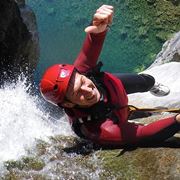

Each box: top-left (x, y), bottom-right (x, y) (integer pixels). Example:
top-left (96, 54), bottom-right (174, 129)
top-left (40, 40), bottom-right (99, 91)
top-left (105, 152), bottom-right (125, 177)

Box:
top-left (40, 5), bottom-right (180, 146)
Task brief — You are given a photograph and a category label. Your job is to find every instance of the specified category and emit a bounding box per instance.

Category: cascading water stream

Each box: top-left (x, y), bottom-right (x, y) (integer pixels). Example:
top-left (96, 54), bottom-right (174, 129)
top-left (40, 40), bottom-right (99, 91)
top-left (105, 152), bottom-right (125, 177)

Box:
top-left (0, 75), bottom-right (73, 172)
top-left (0, 75), bottom-right (104, 179)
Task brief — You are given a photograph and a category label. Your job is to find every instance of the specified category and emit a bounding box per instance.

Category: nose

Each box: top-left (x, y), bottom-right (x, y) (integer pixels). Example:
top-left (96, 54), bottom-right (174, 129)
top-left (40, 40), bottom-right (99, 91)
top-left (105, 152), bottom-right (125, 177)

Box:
top-left (80, 85), bottom-right (94, 100)
top-left (80, 84), bottom-right (93, 94)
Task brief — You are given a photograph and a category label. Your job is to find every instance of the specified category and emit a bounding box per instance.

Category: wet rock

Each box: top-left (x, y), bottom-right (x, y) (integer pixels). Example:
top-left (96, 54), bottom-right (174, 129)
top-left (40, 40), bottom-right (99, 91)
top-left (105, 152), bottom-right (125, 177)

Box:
top-left (17, 0), bottom-right (40, 73)
top-left (0, 0), bottom-right (39, 84)
top-left (2, 121), bottom-right (180, 179)
top-left (129, 62), bottom-right (180, 108)
top-left (100, 143), bottom-right (180, 179)
top-left (149, 31), bottom-right (180, 68)
top-left (15, 0), bottom-right (25, 7)
top-left (22, 157), bottom-right (45, 171)
top-left (4, 157), bottom-right (45, 171)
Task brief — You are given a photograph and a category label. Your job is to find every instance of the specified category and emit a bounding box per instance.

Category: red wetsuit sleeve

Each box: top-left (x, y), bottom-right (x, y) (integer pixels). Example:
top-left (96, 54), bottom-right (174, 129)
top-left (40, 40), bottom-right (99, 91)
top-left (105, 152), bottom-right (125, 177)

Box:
top-left (123, 116), bottom-right (178, 143)
top-left (73, 30), bottom-right (107, 73)
top-left (82, 116), bottom-right (179, 145)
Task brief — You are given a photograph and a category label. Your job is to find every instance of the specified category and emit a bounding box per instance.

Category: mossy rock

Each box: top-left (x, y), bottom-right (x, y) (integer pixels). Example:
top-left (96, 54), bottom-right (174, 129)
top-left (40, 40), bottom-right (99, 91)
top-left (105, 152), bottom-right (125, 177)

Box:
top-left (4, 160), bottom-right (24, 171)
top-left (98, 146), bottom-right (180, 179)
top-left (2, 115), bottom-right (180, 179)
top-left (3, 172), bottom-right (46, 180)
top-left (22, 157), bottom-right (45, 171)
top-left (134, 64), bottom-right (146, 73)
top-left (4, 157), bottom-right (45, 171)
top-left (138, 26), bottom-right (148, 38)
top-left (147, 0), bottom-right (156, 5)
top-left (35, 139), bottom-right (49, 156)
top-left (156, 31), bottom-right (169, 42)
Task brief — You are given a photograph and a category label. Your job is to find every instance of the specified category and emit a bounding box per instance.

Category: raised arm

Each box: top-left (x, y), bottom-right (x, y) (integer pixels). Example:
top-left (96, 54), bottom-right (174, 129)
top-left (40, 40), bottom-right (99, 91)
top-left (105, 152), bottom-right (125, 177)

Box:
top-left (74, 5), bottom-right (114, 73)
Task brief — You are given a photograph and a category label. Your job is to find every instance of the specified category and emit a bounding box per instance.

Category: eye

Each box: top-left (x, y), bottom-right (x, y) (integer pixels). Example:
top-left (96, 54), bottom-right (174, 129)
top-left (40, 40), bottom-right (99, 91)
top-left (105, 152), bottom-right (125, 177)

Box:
top-left (53, 84), bottom-right (59, 92)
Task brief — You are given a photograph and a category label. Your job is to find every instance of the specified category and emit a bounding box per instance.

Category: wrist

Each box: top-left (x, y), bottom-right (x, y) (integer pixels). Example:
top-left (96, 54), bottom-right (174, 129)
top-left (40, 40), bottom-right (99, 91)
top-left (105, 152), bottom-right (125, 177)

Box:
top-left (94, 26), bottom-right (110, 34)
top-left (90, 28), bottom-right (108, 37)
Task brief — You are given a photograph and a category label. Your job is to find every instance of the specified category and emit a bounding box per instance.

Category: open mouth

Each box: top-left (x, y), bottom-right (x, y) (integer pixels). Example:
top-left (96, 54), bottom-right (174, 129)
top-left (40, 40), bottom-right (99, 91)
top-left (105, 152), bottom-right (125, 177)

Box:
top-left (86, 92), bottom-right (94, 100)
top-left (86, 89), bottom-right (95, 100)
top-left (86, 95), bottom-right (94, 100)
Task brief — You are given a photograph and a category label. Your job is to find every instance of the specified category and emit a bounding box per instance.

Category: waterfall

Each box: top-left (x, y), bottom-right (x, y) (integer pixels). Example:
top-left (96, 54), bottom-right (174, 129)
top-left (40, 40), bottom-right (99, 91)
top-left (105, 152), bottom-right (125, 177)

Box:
top-left (0, 75), bottom-right (73, 164)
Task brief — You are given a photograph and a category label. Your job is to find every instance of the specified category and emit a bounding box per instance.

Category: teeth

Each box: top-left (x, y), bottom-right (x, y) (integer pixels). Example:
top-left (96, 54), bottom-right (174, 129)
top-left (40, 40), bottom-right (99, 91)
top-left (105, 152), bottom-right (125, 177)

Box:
top-left (85, 88), bottom-right (96, 100)
top-left (87, 95), bottom-right (93, 100)
top-left (86, 91), bottom-right (94, 100)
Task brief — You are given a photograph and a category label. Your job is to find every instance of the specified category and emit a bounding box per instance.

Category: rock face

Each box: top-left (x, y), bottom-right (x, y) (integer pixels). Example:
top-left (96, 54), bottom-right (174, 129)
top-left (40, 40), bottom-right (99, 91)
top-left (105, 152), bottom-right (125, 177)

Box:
top-left (129, 31), bottom-right (180, 108)
top-left (128, 62), bottom-right (180, 108)
top-left (2, 131), bottom-right (180, 179)
top-left (120, 33), bottom-right (180, 179)
top-left (149, 31), bottom-right (180, 68)
top-left (0, 0), bottom-right (39, 84)
top-left (16, 0), bottom-right (40, 74)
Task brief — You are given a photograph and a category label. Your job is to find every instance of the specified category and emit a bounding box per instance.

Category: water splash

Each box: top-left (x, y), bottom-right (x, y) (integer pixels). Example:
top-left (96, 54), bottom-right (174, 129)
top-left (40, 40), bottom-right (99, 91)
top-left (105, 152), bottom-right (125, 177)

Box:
top-left (0, 75), bottom-right (73, 163)
top-left (0, 75), bottom-right (105, 179)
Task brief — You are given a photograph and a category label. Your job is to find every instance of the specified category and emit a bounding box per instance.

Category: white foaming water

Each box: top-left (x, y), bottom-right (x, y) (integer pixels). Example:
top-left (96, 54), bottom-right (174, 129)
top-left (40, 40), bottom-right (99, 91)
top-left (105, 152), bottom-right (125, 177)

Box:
top-left (0, 76), bottom-right (73, 163)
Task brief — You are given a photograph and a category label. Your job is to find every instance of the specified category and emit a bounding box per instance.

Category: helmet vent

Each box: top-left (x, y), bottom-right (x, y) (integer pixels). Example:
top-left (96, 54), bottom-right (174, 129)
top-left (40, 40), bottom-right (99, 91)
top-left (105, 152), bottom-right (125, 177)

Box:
top-left (53, 84), bottom-right (59, 92)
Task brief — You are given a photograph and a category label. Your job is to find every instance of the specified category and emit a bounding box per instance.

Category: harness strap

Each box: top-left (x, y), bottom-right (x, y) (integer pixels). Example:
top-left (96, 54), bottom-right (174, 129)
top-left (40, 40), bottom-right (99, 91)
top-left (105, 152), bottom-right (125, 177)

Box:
top-left (78, 62), bottom-right (126, 124)
top-left (128, 105), bottom-right (180, 114)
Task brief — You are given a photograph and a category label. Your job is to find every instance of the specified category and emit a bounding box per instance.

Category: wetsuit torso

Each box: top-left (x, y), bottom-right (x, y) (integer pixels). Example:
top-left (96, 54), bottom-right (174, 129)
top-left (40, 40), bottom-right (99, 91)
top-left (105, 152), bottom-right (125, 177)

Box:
top-left (64, 30), bottom-right (179, 146)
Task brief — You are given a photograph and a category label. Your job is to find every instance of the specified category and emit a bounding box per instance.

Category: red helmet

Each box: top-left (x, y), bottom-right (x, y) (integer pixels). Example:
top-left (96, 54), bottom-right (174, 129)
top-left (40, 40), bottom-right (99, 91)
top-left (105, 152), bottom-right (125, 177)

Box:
top-left (40, 64), bottom-right (75, 105)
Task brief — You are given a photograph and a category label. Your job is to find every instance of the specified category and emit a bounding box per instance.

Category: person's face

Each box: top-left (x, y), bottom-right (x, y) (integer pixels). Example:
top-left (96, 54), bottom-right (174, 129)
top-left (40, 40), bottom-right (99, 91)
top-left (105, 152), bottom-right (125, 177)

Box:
top-left (62, 71), bottom-right (101, 108)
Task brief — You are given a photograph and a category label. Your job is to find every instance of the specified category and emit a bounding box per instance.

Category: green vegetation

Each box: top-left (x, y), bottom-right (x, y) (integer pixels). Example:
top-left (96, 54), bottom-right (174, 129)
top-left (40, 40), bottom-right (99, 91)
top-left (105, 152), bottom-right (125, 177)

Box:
top-left (27, 0), bottom-right (179, 75)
